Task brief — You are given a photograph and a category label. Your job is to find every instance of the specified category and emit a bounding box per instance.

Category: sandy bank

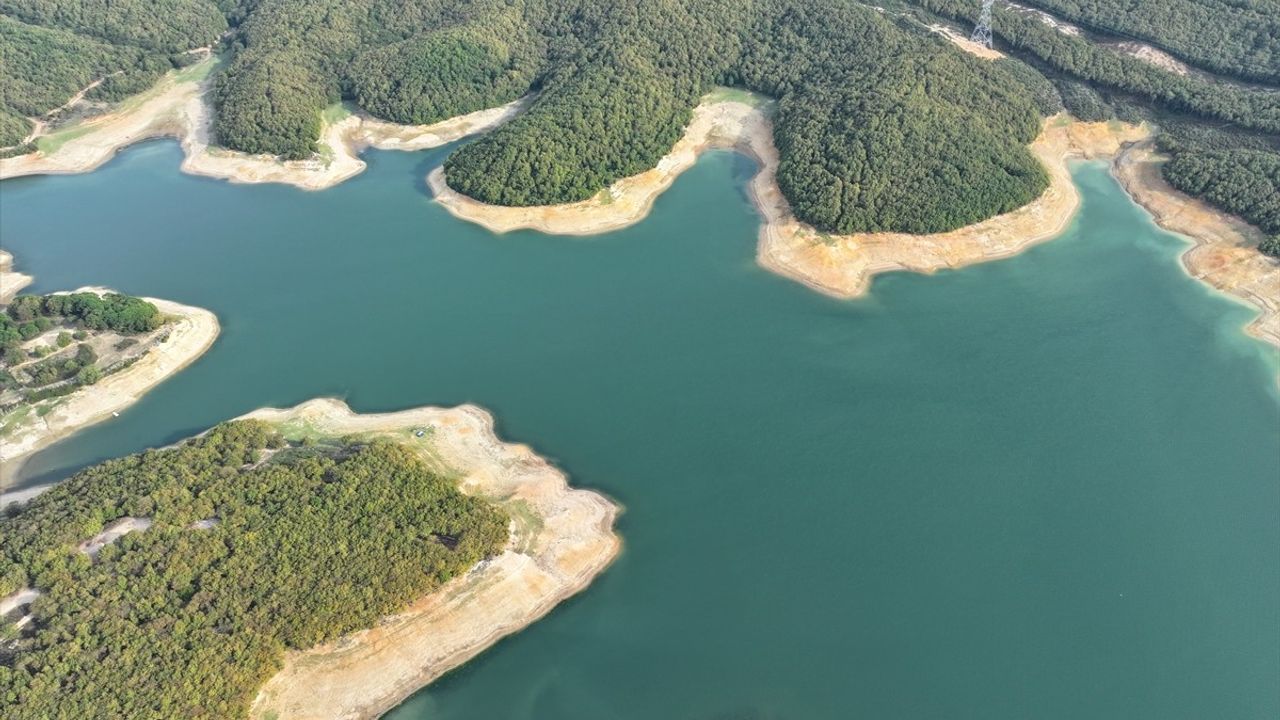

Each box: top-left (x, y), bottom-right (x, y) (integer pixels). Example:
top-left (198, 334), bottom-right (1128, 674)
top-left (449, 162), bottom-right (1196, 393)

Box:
top-left (0, 59), bottom-right (528, 190)
top-left (245, 398), bottom-right (620, 720)
top-left (1112, 142), bottom-right (1280, 347)
top-left (930, 24), bottom-right (1005, 60)
top-left (0, 289), bottom-right (220, 487)
top-left (0, 251), bottom-right (33, 303)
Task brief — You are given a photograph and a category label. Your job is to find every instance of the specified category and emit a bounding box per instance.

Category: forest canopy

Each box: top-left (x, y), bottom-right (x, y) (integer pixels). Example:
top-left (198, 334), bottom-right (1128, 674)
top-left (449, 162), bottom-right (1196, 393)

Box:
top-left (0, 0), bottom-right (222, 147)
top-left (3, 0), bottom-right (1279, 241)
top-left (903, 0), bottom-right (1280, 255)
top-left (1012, 0), bottom-right (1280, 84)
top-left (0, 421), bottom-right (508, 719)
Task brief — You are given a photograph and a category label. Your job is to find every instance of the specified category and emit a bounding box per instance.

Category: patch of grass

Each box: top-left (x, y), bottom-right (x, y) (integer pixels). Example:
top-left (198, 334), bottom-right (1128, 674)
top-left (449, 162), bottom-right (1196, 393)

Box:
top-left (316, 143), bottom-right (335, 167)
top-left (705, 86), bottom-right (769, 107)
top-left (502, 499), bottom-right (544, 553)
top-left (320, 102), bottom-right (353, 125)
top-left (0, 405), bottom-right (32, 437)
top-left (174, 56), bottom-right (220, 85)
top-left (271, 418), bottom-right (327, 442)
top-left (36, 126), bottom-right (93, 154)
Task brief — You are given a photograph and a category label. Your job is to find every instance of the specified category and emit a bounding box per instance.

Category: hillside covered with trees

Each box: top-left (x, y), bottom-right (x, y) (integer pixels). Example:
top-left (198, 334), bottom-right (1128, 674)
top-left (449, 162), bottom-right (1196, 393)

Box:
top-left (3, 0), bottom-right (1279, 245)
top-left (1012, 0), bottom-right (1280, 84)
top-left (903, 0), bottom-right (1280, 256)
top-left (0, 421), bottom-right (508, 719)
top-left (0, 0), bottom-right (224, 146)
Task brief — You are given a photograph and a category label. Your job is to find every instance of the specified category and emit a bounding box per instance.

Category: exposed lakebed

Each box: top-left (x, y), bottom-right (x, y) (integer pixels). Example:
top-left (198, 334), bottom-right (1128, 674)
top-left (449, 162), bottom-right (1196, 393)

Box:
top-left (1, 141), bottom-right (1277, 718)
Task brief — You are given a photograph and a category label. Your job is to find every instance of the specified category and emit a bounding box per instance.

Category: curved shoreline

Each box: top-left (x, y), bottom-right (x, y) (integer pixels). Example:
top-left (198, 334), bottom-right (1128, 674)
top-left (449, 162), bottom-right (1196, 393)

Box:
top-left (244, 398), bottom-right (620, 720)
top-left (0, 288), bottom-right (220, 487)
top-left (3, 68), bottom-right (1273, 348)
top-left (1111, 142), bottom-right (1280, 347)
top-left (430, 97), bottom-right (1278, 349)
top-left (430, 101), bottom-right (1147, 295)
top-left (0, 58), bottom-right (528, 190)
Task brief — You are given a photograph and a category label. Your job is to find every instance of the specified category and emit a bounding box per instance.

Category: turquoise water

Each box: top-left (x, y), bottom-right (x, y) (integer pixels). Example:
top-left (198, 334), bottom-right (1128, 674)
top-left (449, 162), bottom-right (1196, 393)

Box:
top-left (1, 143), bottom-right (1277, 718)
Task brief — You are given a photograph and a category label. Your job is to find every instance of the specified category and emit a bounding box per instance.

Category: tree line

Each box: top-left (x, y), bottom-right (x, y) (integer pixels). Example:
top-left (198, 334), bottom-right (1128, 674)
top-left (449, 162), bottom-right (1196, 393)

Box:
top-left (909, 0), bottom-right (1280, 135)
top-left (1161, 141), bottom-right (1280, 256)
top-left (904, 0), bottom-right (1280, 256)
top-left (1012, 0), bottom-right (1280, 84)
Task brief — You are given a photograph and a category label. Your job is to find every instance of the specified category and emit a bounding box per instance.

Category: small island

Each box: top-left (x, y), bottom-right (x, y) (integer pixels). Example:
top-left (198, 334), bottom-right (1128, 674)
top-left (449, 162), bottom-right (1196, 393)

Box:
top-left (0, 284), bottom-right (219, 486)
top-left (0, 399), bottom-right (620, 720)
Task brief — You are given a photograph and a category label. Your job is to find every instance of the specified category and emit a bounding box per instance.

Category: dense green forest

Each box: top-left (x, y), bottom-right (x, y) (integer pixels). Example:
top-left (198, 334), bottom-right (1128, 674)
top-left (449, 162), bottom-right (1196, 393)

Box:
top-left (445, 0), bottom-right (753, 207)
top-left (902, 0), bottom-right (1280, 255)
top-left (443, 0), bottom-right (1051, 233)
top-left (350, 7), bottom-right (545, 125)
top-left (4, 0), bottom-right (1280, 243)
top-left (731, 0), bottom-right (1048, 233)
top-left (208, 0), bottom-right (1280, 236)
top-left (909, 0), bottom-right (1280, 134)
top-left (0, 422), bottom-right (508, 718)
top-left (1014, 0), bottom-right (1280, 84)
top-left (1161, 145), bottom-right (1280, 253)
top-left (212, 0), bottom-right (472, 159)
top-left (0, 0), bottom-right (225, 52)
top-left (0, 0), bottom-right (220, 147)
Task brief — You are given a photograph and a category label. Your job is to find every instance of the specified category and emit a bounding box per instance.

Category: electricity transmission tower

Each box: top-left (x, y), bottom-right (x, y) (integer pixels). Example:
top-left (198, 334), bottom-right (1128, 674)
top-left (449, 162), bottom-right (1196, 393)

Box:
top-left (971, 0), bottom-right (994, 48)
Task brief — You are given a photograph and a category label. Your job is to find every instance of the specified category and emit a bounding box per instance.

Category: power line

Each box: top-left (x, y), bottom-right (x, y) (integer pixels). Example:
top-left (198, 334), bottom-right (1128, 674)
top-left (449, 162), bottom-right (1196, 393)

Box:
top-left (971, 0), bottom-right (994, 48)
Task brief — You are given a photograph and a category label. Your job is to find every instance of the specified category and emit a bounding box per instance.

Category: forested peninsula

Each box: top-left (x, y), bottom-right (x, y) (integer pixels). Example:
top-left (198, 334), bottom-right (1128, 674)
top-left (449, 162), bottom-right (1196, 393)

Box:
top-left (3, 0), bottom-right (1278, 252)
top-left (0, 400), bottom-right (621, 720)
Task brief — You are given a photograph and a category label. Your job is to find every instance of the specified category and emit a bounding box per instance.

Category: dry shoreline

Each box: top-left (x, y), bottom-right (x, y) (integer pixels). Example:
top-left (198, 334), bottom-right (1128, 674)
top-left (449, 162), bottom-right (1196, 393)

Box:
top-left (0, 58), bottom-right (528, 190)
top-left (1112, 142), bottom-right (1280, 347)
top-left (245, 398), bottom-right (620, 720)
top-left (0, 288), bottom-right (220, 487)
top-left (430, 101), bottom-right (1145, 295)
top-left (430, 97), bottom-right (1278, 349)
top-left (0, 251), bottom-right (33, 303)
top-left (2, 62), bottom-right (1273, 343)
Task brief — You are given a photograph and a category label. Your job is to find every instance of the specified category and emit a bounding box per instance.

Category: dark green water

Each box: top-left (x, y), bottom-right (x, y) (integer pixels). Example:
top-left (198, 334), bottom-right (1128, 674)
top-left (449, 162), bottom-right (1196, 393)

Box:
top-left (1, 142), bottom-right (1277, 719)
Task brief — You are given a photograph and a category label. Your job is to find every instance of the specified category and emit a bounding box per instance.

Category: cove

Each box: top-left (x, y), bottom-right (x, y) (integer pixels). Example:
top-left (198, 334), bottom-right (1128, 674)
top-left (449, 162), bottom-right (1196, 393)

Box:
top-left (1, 142), bottom-right (1277, 719)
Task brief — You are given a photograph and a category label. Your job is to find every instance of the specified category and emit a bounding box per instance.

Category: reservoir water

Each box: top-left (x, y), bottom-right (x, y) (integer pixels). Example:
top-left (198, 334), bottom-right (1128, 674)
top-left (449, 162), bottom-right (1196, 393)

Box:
top-left (1, 143), bottom-right (1277, 718)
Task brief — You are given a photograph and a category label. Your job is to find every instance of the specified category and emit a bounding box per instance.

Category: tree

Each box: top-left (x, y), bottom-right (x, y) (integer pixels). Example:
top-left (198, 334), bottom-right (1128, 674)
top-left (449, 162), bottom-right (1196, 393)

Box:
top-left (76, 364), bottom-right (101, 385)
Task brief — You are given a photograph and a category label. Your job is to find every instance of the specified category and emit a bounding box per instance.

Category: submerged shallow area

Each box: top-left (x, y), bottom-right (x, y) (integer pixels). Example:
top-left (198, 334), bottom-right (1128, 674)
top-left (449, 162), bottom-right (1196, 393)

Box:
top-left (1, 142), bottom-right (1277, 718)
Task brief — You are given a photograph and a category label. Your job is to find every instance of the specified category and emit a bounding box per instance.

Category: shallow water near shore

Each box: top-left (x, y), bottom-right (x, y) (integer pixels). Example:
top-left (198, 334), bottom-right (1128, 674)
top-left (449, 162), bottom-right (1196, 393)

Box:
top-left (2, 144), bottom-right (1277, 718)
